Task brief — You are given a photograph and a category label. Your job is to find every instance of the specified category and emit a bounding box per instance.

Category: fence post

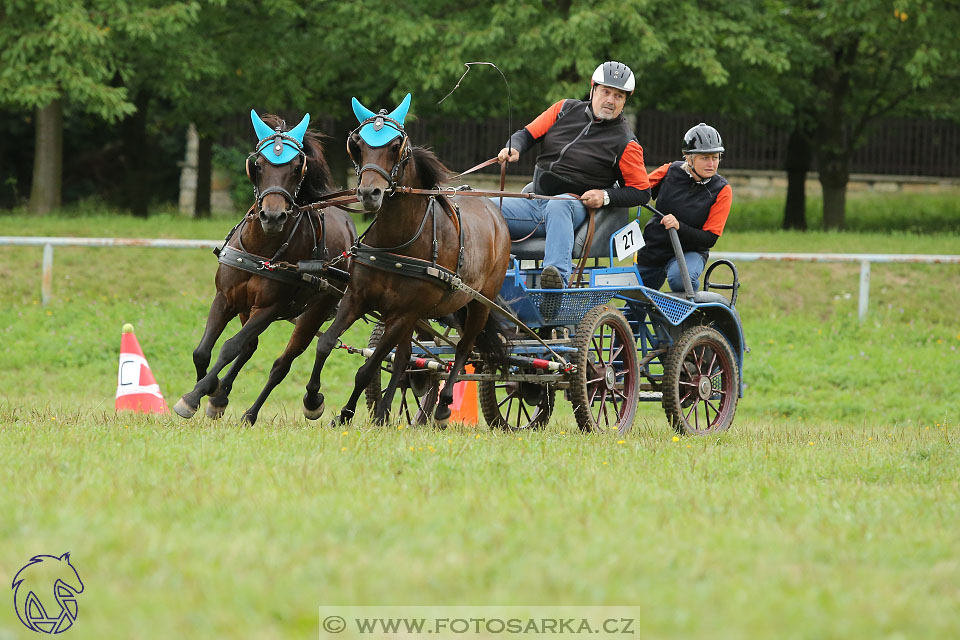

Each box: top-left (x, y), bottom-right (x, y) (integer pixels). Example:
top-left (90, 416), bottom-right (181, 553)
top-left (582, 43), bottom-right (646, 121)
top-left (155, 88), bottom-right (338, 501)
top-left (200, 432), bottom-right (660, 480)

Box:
top-left (42, 243), bottom-right (54, 306)
top-left (858, 260), bottom-right (871, 322)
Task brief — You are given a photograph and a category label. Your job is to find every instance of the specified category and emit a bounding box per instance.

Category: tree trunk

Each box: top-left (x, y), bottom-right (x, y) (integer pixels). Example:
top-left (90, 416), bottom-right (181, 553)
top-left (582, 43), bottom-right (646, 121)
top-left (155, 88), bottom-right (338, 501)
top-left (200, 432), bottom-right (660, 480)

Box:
top-left (120, 91), bottom-right (151, 218)
top-left (782, 126), bottom-right (811, 231)
top-left (29, 100), bottom-right (63, 215)
top-left (818, 150), bottom-right (850, 230)
top-left (194, 134), bottom-right (212, 218)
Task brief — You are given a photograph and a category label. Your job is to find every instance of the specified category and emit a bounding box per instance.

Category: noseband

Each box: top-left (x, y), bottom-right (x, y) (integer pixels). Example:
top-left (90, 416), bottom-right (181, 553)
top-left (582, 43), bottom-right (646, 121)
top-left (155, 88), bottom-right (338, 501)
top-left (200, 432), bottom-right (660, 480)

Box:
top-left (348, 111), bottom-right (410, 195)
top-left (248, 128), bottom-right (309, 216)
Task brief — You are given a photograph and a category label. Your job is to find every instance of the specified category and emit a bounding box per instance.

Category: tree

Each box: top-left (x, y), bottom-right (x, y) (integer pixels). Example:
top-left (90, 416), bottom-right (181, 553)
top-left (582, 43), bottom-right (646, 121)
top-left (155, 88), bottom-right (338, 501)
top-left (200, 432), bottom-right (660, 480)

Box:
top-left (0, 0), bottom-right (201, 214)
top-left (779, 0), bottom-right (960, 229)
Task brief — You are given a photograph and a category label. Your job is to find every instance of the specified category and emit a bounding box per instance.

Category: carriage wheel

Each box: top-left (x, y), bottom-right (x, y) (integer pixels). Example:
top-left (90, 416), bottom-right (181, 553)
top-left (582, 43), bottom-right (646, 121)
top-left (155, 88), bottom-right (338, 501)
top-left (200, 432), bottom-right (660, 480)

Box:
top-left (662, 325), bottom-right (739, 435)
top-left (364, 323), bottom-right (438, 425)
top-left (569, 305), bottom-right (640, 435)
top-left (478, 378), bottom-right (555, 430)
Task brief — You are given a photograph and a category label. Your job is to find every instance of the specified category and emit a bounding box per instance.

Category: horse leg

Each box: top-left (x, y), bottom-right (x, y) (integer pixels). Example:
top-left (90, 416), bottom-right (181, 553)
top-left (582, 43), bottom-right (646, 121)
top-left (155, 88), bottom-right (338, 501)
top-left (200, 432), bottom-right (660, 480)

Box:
top-left (206, 321), bottom-right (258, 419)
top-left (373, 324), bottom-right (417, 425)
top-left (174, 305), bottom-right (281, 419)
top-left (303, 294), bottom-right (364, 420)
top-left (193, 293), bottom-right (234, 382)
top-left (336, 317), bottom-right (414, 426)
top-left (435, 303), bottom-right (490, 425)
top-left (242, 300), bottom-right (332, 426)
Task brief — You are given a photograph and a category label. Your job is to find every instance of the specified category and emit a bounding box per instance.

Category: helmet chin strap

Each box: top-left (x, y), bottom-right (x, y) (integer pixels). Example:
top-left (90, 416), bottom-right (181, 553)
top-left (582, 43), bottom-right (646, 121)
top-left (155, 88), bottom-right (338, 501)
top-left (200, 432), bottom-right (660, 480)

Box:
top-left (685, 159), bottom-right (709, 183)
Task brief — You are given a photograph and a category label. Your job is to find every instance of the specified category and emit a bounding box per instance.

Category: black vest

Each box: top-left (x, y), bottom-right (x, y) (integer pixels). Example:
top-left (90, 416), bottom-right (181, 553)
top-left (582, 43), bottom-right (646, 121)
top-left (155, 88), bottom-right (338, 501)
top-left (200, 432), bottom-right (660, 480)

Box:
top-left (638, 161), bottom-right (729, 265)
top-left (533, 100), bottom-right (636, 196)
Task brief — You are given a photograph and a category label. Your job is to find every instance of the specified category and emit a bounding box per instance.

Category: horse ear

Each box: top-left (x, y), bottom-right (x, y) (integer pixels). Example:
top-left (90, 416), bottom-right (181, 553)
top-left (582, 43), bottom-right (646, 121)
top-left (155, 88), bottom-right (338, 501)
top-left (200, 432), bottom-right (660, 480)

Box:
top-left (289, 113), bottom-right (310, 145)
top-left (351, 97), bottom-right (377, 123)
top-left (388, 93), bottom-right (412, 126)
top-left (250, 109), bottom-right (274, 141)
top-left (59, 552), bottom-right (71, 562)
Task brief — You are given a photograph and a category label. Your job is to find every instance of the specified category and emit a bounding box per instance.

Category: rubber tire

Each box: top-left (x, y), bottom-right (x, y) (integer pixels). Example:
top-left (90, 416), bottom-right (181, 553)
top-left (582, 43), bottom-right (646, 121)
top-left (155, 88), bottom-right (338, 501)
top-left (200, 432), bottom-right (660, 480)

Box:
top-left (662, 325), bottom-right (739, 435)
top-left (478, 378), bottom-right (555, 430)
top-left (568, 305), bottom-right (640, 434)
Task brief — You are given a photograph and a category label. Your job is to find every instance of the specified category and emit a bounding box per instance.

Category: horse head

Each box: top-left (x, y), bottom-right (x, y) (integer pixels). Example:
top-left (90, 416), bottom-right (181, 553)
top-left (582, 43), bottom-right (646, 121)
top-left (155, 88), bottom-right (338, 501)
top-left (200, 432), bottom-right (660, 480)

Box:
top-left (249, 110), bottom-right (310, 233)
top-left (348, 93), bottom-right (412, 211)
top-left (12, 553), bottom-right (84, 633)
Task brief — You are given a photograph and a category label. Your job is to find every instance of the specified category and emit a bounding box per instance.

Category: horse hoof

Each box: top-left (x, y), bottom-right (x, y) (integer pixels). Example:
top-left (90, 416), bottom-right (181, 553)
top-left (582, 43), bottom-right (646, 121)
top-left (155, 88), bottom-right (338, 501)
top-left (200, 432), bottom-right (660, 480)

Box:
top-left (302, 401), bottom-right (325, 421)
top-left (173, 397), bottom-right (198, 419)
top-left (241, 413), bottom-right (256, 427)
top-left (206, 402), bottom-right (227, 420)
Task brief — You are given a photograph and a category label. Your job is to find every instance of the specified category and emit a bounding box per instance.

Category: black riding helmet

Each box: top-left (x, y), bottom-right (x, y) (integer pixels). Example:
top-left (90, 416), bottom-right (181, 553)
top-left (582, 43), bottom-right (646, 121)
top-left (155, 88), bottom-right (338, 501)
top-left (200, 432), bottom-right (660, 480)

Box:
top-left (591, 61), bottom-right (636, 95)
top-left (682, 123), bottom-right (724, 154)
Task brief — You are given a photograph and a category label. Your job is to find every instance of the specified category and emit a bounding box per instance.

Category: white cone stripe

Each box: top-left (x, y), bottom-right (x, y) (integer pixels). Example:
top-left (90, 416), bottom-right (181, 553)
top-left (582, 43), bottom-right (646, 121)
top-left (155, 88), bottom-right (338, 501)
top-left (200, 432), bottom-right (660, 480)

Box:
top-left (117, 353), bottom-right (163, 398)
top-left (116, 384), bottom-right (163, 399)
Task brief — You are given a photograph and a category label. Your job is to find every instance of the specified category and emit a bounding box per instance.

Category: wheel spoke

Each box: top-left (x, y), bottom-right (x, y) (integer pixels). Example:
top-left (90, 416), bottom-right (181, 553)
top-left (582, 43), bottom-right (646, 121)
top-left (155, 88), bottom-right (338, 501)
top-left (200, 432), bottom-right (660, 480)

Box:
top-left (706, 351), bottom-right (718, 378)
top-left (705, 398), bottom-right (721, 419)
top-left (610, 342), bottom-right (625, 365)
top-left (520, 399), bottom-right (532, 423)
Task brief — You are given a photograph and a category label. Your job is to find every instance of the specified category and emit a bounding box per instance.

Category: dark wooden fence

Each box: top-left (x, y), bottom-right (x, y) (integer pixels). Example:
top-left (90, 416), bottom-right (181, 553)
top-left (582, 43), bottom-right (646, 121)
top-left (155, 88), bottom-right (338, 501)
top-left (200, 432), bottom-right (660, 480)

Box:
top-left (230, 111), bottom-right (960, 178)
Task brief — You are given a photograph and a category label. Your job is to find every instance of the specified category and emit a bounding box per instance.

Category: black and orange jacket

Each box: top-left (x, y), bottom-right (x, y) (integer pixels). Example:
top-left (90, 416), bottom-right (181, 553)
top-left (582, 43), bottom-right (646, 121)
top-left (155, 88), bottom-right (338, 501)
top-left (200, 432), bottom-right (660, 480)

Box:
top-left (507, 99), bottom-right (650, 208)
top-left (636, 161), bottom-right (732, 265)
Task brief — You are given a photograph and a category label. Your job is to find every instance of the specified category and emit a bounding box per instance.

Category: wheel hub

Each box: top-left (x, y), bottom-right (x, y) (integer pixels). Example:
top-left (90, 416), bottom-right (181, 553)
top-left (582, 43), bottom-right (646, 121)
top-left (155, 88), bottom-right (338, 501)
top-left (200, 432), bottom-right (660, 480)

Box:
top-left (604, 365), bottom-right (617, 390)
top-left (697, 375), bottom-right (712, 400)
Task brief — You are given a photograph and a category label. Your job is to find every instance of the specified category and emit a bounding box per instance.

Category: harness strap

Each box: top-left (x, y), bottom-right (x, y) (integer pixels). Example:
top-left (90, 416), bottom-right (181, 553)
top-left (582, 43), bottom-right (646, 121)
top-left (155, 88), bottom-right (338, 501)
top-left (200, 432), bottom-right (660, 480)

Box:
top-left (353, 248), bottom-right (459, 286)
top-left (217, 245), bottom-right (304, 285)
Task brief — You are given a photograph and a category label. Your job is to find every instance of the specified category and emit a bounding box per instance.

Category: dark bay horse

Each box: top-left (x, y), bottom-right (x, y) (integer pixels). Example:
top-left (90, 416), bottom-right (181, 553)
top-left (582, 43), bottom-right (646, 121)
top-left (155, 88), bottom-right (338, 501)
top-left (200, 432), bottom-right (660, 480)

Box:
top-left (301, 94), bottom-right (511, 425)
top-left (174, 111), bottom-right (357, 424)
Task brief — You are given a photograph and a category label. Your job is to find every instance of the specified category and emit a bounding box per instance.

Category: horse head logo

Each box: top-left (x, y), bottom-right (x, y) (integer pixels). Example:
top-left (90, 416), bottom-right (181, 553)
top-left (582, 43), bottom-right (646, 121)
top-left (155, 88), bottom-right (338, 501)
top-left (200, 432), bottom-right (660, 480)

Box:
top-left (250, 109), bottom-right (310, 165)
top-left (12, 553), bottom-right (84, 634)
top-left (351, 93), bottom-right (411, 147)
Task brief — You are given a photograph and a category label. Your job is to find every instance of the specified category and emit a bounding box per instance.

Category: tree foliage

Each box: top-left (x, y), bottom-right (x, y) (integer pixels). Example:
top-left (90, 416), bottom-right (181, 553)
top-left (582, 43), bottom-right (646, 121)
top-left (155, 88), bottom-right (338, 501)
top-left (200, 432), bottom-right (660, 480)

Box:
top-left (1, 0), bottom-right (958, 219)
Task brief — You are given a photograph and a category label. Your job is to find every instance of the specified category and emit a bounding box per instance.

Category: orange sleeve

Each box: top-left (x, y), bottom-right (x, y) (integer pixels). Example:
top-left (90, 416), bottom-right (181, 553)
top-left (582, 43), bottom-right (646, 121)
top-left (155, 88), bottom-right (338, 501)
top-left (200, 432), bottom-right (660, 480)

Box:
top-left (524, 100), bottom-right (566, 140)
top-left (618, 140), bottom-right (650, 190)
top-left (703, 184), bottom-right (733, 236)
top-left (647, 163), bottom-right (670, 189)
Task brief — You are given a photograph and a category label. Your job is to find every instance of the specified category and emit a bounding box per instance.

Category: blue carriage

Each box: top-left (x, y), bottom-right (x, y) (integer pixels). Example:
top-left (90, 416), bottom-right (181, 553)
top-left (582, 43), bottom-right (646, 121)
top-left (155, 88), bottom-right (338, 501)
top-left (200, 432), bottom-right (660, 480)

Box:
top-left (365, 202), bottom-right (745, 436)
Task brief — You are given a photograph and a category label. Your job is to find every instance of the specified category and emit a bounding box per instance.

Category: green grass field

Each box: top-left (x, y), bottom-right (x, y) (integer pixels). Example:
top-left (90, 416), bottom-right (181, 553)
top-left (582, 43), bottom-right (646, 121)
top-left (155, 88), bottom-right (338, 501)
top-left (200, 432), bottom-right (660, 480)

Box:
top-left (1, 207), bottom-right (958, 638)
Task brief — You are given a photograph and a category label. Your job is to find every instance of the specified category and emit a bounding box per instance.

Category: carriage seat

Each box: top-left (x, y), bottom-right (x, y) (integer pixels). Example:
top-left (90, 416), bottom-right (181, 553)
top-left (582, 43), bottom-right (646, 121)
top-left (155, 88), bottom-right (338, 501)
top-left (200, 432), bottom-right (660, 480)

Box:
top-left (509, 182), bottom-right (629, 260)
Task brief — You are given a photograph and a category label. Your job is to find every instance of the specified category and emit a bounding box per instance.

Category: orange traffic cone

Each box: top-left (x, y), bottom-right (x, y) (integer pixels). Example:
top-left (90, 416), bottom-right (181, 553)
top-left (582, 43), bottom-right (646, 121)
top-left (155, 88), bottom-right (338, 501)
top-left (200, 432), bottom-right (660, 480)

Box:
top-left (116, 323), bottom-right (168, 414)
top-left (448, 364), bottom-right (479, 425)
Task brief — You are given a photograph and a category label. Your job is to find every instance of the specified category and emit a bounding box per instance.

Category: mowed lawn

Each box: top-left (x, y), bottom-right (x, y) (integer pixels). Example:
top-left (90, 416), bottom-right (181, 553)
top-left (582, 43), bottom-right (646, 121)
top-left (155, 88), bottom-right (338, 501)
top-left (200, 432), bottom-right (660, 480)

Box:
top-left (1, 211), bottom-right (958, 638)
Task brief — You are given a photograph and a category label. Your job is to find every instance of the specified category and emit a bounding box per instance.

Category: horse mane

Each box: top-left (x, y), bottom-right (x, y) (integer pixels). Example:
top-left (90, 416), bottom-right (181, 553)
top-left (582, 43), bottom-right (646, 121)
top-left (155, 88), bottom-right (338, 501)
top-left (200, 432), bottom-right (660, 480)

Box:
top-left (409, 146), bottom-right (452, 188)
top-left (258, 114), bottom-right (336, 203)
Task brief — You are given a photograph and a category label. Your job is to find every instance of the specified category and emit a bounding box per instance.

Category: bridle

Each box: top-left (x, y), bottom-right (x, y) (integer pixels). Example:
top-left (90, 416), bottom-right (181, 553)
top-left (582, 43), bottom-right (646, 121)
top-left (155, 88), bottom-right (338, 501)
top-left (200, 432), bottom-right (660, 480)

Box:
top-left (247, 128), bottom-right (309, 216)
top-left (347, 110), bottom-right (410, 196)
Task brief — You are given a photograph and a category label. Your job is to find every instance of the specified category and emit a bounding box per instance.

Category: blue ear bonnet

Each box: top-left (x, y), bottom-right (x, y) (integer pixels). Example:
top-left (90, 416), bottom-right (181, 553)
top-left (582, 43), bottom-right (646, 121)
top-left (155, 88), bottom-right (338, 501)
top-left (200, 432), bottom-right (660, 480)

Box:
top-left (250, 110), bottom-right (309, 165)
top-left (352, 93), bottom-right (411, 147)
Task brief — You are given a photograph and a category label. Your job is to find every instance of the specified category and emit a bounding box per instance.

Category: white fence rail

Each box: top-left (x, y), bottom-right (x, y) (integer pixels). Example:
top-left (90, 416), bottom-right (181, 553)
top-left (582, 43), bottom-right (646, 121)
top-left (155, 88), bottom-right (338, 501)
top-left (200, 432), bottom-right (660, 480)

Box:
top-left (2, 236), bottom-right (958, 321)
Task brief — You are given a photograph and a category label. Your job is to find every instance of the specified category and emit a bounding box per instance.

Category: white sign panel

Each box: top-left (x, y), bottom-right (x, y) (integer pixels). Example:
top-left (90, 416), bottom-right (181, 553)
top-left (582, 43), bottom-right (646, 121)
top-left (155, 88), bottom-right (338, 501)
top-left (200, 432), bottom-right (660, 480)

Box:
top-left (613, 220), bottom-right (644, 262)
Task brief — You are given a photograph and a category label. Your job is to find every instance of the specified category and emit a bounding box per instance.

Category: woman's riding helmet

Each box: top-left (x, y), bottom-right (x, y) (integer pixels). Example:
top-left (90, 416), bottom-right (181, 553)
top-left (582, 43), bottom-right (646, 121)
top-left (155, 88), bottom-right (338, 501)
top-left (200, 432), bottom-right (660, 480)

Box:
top-left (591, 61), bottom-right (635, 95)
top-left (682, 123), bottom-right (725, 154)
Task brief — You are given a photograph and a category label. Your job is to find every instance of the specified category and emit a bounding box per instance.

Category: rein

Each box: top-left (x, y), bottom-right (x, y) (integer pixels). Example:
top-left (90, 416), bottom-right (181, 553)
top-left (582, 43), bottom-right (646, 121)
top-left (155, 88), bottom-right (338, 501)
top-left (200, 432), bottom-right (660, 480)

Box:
top-left (393, 185), bottom-right (577, 201)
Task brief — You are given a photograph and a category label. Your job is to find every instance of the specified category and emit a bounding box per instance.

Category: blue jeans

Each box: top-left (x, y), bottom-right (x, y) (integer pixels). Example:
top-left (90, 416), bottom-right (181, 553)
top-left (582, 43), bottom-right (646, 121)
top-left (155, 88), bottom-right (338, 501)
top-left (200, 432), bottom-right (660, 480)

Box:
top-left (496, 195), bottom-right (586, 283)
top-left (636, 252), bottom-right (706, 293)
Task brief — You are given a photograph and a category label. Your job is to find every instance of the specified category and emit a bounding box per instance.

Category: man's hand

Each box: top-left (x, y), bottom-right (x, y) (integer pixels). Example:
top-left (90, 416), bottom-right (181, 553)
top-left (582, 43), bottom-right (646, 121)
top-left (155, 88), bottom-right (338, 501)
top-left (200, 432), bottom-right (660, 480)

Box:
top-left (497, 147), bottom-right (520, 163)
top-left (660, 214), bottom-right (680, 230)
top-left (580, 189), bottom-right (605, 209)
